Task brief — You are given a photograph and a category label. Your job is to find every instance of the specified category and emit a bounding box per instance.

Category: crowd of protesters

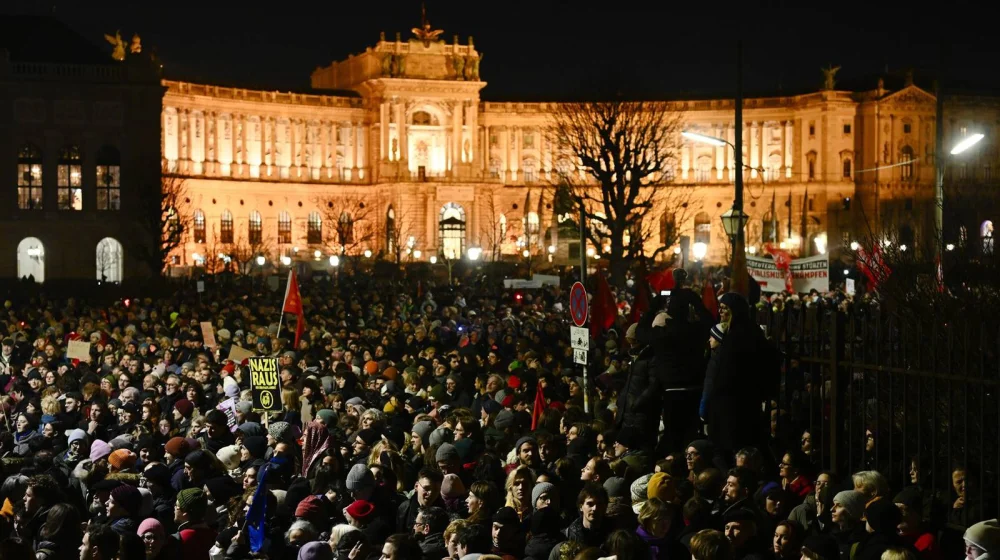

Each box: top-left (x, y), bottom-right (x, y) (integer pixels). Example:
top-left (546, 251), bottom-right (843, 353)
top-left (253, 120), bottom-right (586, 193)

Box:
top-left (0, 266), bottom-right (994, 560)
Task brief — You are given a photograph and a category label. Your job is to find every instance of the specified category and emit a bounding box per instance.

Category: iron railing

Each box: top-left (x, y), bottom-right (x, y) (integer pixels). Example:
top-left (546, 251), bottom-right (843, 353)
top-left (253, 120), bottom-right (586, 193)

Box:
top-left (758, 303), bottom-right (1000, 520)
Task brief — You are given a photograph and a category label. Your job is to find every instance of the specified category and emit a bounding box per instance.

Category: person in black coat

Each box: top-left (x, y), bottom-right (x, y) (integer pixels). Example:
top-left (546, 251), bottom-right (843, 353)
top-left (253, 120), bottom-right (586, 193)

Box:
top-left (636, 288), bottom-right (713, 455)
top-left (615, 324), bottom-right (661, 449)
top-left (705, 292), bottom-right (780, 460)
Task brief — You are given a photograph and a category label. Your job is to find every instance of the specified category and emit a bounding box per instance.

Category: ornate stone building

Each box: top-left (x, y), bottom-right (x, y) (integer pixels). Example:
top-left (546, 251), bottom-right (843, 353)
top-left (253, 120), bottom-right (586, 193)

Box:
top-left (155, 28), bottom-right (1000, 275)
top-left (1, 16), bottom-right (164, 283)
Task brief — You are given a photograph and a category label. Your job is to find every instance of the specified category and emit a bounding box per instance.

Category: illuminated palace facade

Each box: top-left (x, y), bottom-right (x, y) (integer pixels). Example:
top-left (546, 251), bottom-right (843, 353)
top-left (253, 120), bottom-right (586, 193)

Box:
top-left (161, 30), bottom-right (1000, 274)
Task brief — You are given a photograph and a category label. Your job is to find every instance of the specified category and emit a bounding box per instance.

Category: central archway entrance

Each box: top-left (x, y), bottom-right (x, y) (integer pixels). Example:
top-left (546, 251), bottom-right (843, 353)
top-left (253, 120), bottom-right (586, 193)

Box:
top-left (439, 202), bottom-right (466, 259)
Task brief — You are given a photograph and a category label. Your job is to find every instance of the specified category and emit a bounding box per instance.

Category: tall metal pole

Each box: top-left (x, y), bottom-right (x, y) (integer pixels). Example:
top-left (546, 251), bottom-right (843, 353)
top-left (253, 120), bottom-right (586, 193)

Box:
top-left (579, 201), bottom-right (589, 414)
top-left (934, 46), bottom-right (946, 265)
top-left (730, 40), bottom-right (748, 296)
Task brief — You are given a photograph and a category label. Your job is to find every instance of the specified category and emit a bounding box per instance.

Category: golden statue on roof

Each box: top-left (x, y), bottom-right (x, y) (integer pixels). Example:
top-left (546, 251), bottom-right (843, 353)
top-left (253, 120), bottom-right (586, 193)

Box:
top-left (104, 30), bottom-right (126, 61)
top-left (411, 2), bottom-right (443, 47)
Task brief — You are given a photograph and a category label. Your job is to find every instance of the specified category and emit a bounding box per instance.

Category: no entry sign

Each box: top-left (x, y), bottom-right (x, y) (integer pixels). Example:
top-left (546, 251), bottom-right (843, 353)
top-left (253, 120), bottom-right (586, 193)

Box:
top-left (570, 281), bottom-right (588, 327)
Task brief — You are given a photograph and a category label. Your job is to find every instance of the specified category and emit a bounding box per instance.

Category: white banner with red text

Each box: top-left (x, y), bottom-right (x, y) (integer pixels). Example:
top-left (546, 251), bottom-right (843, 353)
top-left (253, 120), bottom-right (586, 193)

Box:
top-left (747, 254), bottom-right (830, 293)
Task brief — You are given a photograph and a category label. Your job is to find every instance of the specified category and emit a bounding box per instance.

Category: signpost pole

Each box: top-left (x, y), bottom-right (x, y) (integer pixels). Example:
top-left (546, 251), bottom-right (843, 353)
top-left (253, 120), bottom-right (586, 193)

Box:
top-left (578, 205), bottom-right (590, 413)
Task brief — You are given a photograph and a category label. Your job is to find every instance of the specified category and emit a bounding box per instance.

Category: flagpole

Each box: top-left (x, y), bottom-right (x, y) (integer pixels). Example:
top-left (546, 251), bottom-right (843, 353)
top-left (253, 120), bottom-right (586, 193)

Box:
top-left (276, 270), bottom-right (292, 349)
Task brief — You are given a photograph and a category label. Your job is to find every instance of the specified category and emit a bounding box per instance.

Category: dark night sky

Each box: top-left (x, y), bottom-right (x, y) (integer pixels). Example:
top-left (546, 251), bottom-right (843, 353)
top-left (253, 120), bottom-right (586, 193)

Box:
top-left (4, 0), bottom-right (999, 100)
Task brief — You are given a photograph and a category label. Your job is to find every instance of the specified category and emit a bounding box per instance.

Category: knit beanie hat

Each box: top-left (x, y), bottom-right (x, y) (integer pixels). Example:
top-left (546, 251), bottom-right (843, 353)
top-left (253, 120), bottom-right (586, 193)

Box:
top-left (268, 421), bottom-right (294, 444)
top-left (630, 473), bottom-right (654, 510)
top-left (176, 488), bottom-right (207, 515)
top-left (90, 440), bottom-right (112, 462)
top-left (216, 445), bottom-right (241, 471)
top-left (429, 427), bottom-right (453, 448)
top-left (441, 474), bottom-right (466, 499)
top-left (142, 464), bottom-right (172, 489)
top-left (315, 409), bottom-right (337, 428)
top-left (965, 519), bottom-right (1000, 558)
top-left (647, 472), bottom-right (673, 501)
top-left (687, 439), bottom-right (715, 459)
top-left (137, 518), bottom-right (165, 540)
top-left (355, 428), bottom-right (380, 447)
top-left (164, 437), bottom-right (191, 459)
top-left (173, 399), bottom-right (194, 418)
top-left (604, 477), bottom-right (629, 499)
top-left (65, 429), bottom-right (88, 446)
top-left (435, 443), bottom-right (459, 463)
top-left (109, 434), bottom-right (134, 450)
top-left (108, 449), bottom-right (137, 471)
top-left (241, 436), bottom-right (268, 460)
top-left (833, 490), bottom-right (866, 521)
top-left (514, 436), bottom-right (536, 454)
top-left (223, 376), bottom-right (240, 398)
top-left (345, 500), bottom-right (374, 520)
top-left (865, 498), bottom-right (902, 534)
top-left (298, 541), bottom-right (334, 560)
top-left (295, 495), bottom-right (326, 520)
top-left (532, 482), bottom-right (556, 507)
top-left (204, 476), bottom-right (241, 504)
top-left (412, 421), bottom-right (435, 447)
top-left (110, 485), bottom-right (142, 517)
top-left (345, 463), bottom-right (375, 492)
top-left (184, 449), bottom-right (212, 471)
top-left (494, 409), bottom-right (515, 429)
top-left (137, 487), bottom-right (154, 518)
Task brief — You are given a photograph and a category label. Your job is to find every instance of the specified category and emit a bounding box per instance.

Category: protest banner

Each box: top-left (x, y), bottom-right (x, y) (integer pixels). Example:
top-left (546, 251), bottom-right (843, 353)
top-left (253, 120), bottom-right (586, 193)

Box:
top-left (247, 356), bottom-right (281, 412)
top-left (748, 254), bottom-right (830, 293)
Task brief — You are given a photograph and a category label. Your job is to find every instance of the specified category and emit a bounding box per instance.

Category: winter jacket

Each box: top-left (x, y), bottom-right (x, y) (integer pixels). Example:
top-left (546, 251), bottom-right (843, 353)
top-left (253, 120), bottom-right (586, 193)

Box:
top-left (616, 345), bottom-right (661, 433)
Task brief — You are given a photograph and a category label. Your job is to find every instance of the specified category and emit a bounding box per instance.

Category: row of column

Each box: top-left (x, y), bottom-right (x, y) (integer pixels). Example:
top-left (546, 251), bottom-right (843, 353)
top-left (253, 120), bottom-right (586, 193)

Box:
top-left (378, 100), bottom-right (480, 167)
top-left (478, 125), bottom-right (555, 182)
top-left (163, 108), bottom-right (367, 181)
top-left (682, 121), bottom-right (794, 182)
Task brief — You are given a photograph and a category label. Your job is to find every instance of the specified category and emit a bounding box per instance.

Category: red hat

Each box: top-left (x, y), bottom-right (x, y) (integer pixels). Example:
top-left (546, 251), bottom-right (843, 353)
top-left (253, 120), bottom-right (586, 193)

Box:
top-left (164, 436), bottom-right (190, 458)
top-left (173, 399), bottom-right (194, 418)
top-left (345, 500), bottom-right (374, 521)
top-left (222, 362), bottom-right (236, 375)
top-left (295, 495), bottom-right (326, 520)
top-left (507, 375), bottom-right (521, 389)
top-left (501, 394), bottom-right (514, 408)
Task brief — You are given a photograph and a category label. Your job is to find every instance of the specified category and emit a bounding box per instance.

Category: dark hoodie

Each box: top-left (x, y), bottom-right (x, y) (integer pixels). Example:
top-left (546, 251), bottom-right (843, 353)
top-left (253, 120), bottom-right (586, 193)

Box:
top-left (525, 507), bottom-right (564, 560)
top-left (857, 499), bottom-right (911, 560)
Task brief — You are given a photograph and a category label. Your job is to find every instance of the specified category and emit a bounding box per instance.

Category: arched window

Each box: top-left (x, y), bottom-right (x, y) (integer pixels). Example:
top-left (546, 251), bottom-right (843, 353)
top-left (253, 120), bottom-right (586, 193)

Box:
top-left (220, 210), bottom-right (234, 243)
top-left (193, 210), bottom-right (206, 243)
top-left (525, 212), bottom-right (540, 245)
top-left (57, 145), bottom-right (82, 211)
top-left (385, 206), bottom-right (395, 253)
top-left (982, 220), bottom-right (994, 255)
top-left (96, 145), bottom-right (121, 210)
top-left (96, 237), bottom-right (123, 283)
top-left (17, 237), bottom-right (45, 283)
top-left (439, 202), bottom-right (466, 259)
top-left (308, 211), bottom-right (322, 244)
top-left (660, 213), bottom-right (677, 245)
top-left (901, 145), bottom-right (915, 179)
top-left (17, 144), bottom-right (43, 210)
top-left (411, 111), bottom-right (438, 126)
top-left (338, 211), bottom-right (354, 245)
top-left (249, 211), bottom-right (262, 243)
top-left (694, 212), bottom-right (712, 245)
top-left (277, 211), bottom-right (292, 244)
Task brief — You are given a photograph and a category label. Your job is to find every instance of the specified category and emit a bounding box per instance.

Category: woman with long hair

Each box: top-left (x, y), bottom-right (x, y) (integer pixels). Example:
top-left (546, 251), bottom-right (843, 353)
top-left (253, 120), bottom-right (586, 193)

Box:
top-left (504, 465), bottom-right (536, 521)
top-left (465, 480), bottom-right (502, 530)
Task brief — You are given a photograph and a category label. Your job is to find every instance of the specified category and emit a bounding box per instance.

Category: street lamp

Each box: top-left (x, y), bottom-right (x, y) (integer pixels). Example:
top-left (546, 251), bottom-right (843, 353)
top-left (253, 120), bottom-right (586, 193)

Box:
top-left (329, 255), bottom-right (339, 267)
top-left (256, 255), bottom-right (266, 266)
top-left (430, 255), bottom-right (438, 264)
top-left (950, 133), bottom-right (984, 155)
top-left (467, 246), bottom-right (482, 261)
top-left (681, 131), bottom-right (728, 147)
top-left (720, 206), bottom-right (750, 243)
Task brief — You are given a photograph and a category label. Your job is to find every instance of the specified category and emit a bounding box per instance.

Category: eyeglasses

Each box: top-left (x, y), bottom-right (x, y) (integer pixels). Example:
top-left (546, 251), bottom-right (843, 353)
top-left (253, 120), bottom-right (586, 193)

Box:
top-left (685, 452), bottom-right (700, 459)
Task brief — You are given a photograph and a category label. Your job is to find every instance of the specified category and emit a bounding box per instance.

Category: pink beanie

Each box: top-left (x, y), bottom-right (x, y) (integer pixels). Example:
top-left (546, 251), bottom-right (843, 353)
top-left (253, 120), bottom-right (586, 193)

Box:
top-left (136, 518), bottom-right (164, 540)
top-left (89, 440), bottom-right (112, 462)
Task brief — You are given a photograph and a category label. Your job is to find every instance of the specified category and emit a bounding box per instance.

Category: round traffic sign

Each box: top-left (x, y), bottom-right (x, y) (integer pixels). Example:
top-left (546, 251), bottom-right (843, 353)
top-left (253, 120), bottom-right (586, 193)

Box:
top-left (569, 281), bottom-right (588, 327)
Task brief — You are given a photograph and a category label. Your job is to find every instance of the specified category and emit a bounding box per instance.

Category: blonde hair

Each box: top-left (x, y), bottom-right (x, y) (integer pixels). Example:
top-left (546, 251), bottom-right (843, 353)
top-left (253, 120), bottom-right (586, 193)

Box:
top-left (852, 471), bottom-right (889, 500)
top-left (444, 519), bottom-right (467, 543)
top-left (881, 549), bottom-right (917, 560)
top-left (638, 497), bottom-right (673, 533)
top-left (691, 529), bottom-right (733, 560)
top-left (504, 465), bottom-right (536, 513)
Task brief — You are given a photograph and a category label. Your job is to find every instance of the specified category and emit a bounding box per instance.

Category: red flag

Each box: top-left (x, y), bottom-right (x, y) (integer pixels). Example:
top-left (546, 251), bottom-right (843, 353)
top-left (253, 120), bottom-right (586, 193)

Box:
top-left (282, 270), bottom-right (305, 348)
top-left (856, 245), bottom-right (890, 290)
top-left (630, 278), bottom-right (650, 323)
top-left (531, 381), bottom-right (545, 430)
top-left (702, 280), bottom-right (719, 321)
top-left (590, 273), bottom-right (617, 338)
top-left (647, 268), bottom-right (676, 293)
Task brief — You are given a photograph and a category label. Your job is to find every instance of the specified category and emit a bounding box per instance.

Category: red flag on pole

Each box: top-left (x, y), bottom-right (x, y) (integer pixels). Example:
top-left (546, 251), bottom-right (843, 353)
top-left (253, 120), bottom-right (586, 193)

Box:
top-left (702, 280), bottom-right (719, 322)
top-left (531, 381), bottom-right (545, 430)
top-left (282, 270), bottom-right (305, 348)
top-left (590, 273), bottom-right (617, 338)
top-left (647, 268), bottom-right (676, 293)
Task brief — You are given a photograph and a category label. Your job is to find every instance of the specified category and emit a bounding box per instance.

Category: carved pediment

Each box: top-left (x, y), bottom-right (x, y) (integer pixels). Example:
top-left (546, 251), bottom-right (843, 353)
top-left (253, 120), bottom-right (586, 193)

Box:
top-left (881, 85), bottom-right (936, 106)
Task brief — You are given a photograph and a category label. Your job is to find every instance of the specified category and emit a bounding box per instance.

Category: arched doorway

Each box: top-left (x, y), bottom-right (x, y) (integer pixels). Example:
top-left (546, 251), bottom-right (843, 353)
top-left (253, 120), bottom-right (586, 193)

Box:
top-left (17, 237), bottom-right (45, 283)
top-left (981, 220), bottom-right (993, 254)
top-left (96, 237), bottom-right (124, 283)
top-left (386, 205), bottom-right (396, 254)
top-left (439, 202), bottom-right (466, 259)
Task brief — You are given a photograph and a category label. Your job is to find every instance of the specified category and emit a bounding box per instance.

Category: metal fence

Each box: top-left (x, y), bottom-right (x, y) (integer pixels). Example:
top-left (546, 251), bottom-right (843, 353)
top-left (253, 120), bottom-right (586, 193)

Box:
top-left (758, 304), bottom-right (1000, 520)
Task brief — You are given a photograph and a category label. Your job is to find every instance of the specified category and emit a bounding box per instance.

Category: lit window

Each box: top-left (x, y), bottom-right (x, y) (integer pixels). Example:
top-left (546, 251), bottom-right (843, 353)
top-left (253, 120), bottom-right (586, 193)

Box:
top-left (843, 159), bottom-right (852, 179)
top-left (249, 211), bottom-right (262, 243)
top-left (338, 212), bottom-right (354, 245)
top-left (220, 210), bottom-right (234, 243)
top-left (308, 211), bottom-right (322, 244)
top-left (95, 145), bottom-right (121, 210)
top-left (278, 211), bottom-right (292, 244)
top-left (57, 145), bottom-right (82, 211)
top-left (193, 210), bottom-right (206, 243)
top-left (17, 144), bottom-right (43, 210)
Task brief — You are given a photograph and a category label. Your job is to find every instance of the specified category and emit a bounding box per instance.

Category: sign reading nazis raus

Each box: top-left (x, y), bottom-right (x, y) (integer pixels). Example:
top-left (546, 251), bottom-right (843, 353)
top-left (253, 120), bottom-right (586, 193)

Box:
top-left (248, 356), bottom-right (281, 412)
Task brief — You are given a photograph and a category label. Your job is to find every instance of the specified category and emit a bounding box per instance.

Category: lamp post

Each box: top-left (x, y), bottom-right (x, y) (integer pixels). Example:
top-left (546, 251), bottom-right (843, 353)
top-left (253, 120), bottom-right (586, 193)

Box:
top-left (680, 42), bottom-right (747, 295)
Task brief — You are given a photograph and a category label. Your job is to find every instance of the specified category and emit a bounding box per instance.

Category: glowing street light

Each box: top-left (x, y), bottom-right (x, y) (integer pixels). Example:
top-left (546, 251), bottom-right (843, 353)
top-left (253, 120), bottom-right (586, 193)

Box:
top-left (467, 247), bottom-right (482, 261)
top-left (363, 249), bottom-right (372, 258)
top-left (256, 255), bottom-right (266, 266)
top-left (692, 242), bottom-right (708, 261)
top-left (682, 130), bottom-right (729, 147)
top-left (950, 133), bottom-right (985, 155)
top-left (279, 255), bottom-right (291, 266)
top-left (429, 255), bottom-right (438, 264)
top-left (413, 250), bottom-right (422, 259)
top-left (329, 255), bottom-right (340, 267)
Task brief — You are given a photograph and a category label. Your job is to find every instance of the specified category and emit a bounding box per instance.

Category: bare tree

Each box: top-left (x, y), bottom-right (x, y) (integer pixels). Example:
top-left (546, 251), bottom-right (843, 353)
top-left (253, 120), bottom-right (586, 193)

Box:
top-left (132, 171), bottom-right (191, 276)
top-left (96, 238), bottom-right (123, 282)
top-left (385, 202), bottom-right (420, 264)
top-left (547, 99), bottom-right (682, 284)
top-left (315, 193), bottom-right (379, 258)
top-left (227, 231), bottom-right (274, 276)
top-left (479, 186), bottom-right (507, 262)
